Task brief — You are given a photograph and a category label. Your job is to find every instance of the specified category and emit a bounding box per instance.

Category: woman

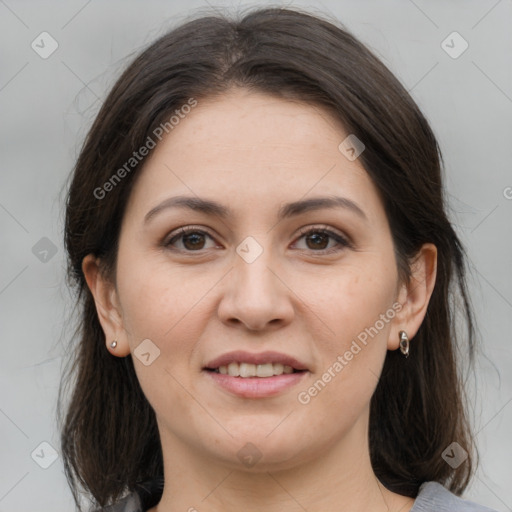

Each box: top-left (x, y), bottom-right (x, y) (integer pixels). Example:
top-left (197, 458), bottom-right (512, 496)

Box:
top-left (58, 6), bottom-right (498, 512)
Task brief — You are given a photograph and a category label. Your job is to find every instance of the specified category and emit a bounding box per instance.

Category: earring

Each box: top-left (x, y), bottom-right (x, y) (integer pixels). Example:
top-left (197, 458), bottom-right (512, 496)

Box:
top-left (110, 339), bottom-right (118, 349)
top-left (399, 331), bottom-right (409, 357)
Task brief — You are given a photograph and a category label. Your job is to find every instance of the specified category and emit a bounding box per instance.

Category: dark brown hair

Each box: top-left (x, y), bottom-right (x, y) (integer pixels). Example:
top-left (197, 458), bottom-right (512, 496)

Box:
top-left (58, 5), bottom-right (478, 510)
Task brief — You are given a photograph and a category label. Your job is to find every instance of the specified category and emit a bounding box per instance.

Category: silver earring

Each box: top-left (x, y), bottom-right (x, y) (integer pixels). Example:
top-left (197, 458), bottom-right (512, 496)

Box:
top-left (110, 339), bottom-right (118, 349)
top-left (399, 331), bottom-right (409, 357)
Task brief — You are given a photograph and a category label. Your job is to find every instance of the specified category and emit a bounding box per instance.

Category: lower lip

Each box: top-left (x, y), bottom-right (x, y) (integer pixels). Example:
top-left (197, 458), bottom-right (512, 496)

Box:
top-left (204, 370), bottom-right (308, 398)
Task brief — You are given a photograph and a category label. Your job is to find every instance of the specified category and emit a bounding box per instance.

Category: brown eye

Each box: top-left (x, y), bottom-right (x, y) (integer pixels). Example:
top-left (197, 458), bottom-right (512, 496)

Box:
top-left (182, 232), bottom-right (206, 250)
top-left (294, 227), bottom-right (351, 254)
top-left (164, 225), bottom-right (351, 255)
top-left (165, 228), bottom-right (215, 251)
top-left (304, 232), bottom-right (329, 250)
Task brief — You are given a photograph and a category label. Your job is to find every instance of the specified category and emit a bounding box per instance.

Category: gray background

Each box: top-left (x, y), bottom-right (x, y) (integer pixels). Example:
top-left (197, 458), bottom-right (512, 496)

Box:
top-left (1, 0), bottom-right (511, 510)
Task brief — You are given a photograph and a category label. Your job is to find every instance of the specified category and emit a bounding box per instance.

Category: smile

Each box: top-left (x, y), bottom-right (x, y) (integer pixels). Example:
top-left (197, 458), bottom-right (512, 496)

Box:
top-left (204, 371), bottom-right (308, 398)
top-left (210, 362), bottom-right (299, 377)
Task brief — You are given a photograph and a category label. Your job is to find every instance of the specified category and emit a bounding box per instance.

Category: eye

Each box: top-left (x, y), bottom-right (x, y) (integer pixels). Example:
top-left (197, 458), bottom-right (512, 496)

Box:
top-left (293, 225), bottom-right (351, 254)
top-left (164, 225), bottom-right (352, 254)
top-left (164, 227), bottom-right (217, 252)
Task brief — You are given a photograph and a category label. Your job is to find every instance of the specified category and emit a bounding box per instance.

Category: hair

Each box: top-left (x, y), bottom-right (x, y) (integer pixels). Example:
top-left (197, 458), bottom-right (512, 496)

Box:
top-left (58, 5), bottom-right (478, 511)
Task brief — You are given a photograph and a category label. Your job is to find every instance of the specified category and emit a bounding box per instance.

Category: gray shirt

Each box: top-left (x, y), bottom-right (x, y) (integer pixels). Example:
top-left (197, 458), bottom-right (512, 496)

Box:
top-left (411, 481), bottom-right (498, 511)
top-left (95, 479), bottom-right (498, 511)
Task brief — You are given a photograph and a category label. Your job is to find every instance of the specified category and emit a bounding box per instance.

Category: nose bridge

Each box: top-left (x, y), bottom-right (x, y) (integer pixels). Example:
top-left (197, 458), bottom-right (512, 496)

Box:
top-left (218, 234), bottom-right (294, 330)
top-left (234, 234), bottom-right (280, 299)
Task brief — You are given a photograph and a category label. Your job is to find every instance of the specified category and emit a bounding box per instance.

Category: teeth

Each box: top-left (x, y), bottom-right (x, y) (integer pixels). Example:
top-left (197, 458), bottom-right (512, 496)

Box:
top-left (256, 363), bottom-right (274, 377)
top-left (217, 362), bottom-right (297, 377)
top-left (227, 362), bottom-right (239, 376)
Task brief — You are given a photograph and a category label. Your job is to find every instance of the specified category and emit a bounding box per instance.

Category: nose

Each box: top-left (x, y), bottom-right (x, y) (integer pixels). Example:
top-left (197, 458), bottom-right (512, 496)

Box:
top-left (217, 245), bottom-right (295, 332)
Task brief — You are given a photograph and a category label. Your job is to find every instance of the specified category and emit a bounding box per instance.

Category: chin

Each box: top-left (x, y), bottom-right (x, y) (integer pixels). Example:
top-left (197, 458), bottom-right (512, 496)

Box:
top-left (202, 427), bottom-right (314, 472)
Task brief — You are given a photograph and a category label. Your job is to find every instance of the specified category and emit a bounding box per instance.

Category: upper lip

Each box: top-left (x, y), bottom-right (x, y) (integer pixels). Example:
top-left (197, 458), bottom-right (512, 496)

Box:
top-left (204, 350), bottom-right (309, 371)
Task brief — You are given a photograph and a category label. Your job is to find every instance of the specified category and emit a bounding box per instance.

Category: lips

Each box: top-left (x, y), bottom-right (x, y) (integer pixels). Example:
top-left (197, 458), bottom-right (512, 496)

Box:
top-left (204, 350), bottom-right (309, 372)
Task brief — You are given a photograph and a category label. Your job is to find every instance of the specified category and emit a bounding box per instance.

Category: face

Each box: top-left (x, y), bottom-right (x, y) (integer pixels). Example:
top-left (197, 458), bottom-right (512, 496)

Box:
top-left (91, 88), bottom-right (419, 471)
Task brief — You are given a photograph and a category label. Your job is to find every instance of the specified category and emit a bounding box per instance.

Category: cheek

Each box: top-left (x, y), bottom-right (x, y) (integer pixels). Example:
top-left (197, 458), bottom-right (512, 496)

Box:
top-left (115, 251), bottom-right (209, 347)
top-left (301, 257), bottom-right (397, 344)
top-left (115, 255), bottom-right (212, 407)
top-left (296, 258), bottom-right (397, 402)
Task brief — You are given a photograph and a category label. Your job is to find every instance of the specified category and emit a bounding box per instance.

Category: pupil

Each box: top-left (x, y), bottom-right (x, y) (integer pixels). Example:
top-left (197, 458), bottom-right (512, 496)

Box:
top-left (184, 233), bottom-right (204, 250)
top-left (308, 233), bottom-right (327, 250)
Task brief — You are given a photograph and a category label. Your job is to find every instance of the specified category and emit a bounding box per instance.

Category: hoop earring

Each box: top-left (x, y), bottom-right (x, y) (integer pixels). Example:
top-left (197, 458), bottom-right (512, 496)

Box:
top-left (110, 339), bottom-right (118, 349)
top-left (399, 331), bottom-right (409, 357)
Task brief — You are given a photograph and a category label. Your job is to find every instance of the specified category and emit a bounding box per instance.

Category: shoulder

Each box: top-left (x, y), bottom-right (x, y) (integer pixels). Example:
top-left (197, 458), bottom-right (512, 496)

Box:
top-left (90, 477), bottom-right (164, 512)
top-left (90, 492), bottom-right (143, 512)
top-left (412, 481), bottom-right (499, 512)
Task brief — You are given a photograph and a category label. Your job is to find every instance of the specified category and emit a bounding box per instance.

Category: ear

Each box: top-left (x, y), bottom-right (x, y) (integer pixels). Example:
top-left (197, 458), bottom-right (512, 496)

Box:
top-left (82, 254), bottom-right (131, 357)
top-left (388, 243), bottom-right (437, 350)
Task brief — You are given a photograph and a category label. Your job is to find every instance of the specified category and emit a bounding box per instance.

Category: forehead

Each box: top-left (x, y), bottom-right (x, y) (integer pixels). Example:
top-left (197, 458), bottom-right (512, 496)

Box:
top-left (123, 89), bottom-right (383, 226)
top-left (174, 89), bottom-right (348, 155)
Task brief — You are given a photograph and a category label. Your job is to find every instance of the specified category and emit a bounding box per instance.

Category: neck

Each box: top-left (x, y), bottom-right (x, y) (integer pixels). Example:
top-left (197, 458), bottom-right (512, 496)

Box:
top-left (149, 413), bottom-right (414, 512)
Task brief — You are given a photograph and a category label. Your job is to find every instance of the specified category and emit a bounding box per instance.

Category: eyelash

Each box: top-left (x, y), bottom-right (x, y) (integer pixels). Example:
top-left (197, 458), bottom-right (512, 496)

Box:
top-left (164, 225), bottom-right (352, 255)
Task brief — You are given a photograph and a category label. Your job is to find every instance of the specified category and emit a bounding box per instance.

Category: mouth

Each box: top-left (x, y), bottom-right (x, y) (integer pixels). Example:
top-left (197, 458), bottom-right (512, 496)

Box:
top-left (203, 350), bottom-right (309, 376)
top-left (203, 350), bottom-right (309, 398)
top-left (203, 368), bottom-right (308, 398)
top-left (204, 362), bottom-right (305, 378)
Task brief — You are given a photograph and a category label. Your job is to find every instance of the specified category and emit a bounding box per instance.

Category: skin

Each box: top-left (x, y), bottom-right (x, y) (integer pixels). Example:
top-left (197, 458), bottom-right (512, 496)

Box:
top-left (83, 87), bottom-right (437, 512)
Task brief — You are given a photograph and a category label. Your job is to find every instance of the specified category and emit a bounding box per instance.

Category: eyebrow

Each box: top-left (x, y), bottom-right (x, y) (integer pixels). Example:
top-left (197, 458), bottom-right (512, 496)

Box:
top-left (144, 195), bottom-right (367, 224)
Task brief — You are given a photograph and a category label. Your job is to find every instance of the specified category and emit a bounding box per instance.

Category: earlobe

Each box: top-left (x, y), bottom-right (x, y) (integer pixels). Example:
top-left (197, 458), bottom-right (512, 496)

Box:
top-left (81, 254), bottom-right (129, 356)
top-left (388, 243), bottom-right (438, 351)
